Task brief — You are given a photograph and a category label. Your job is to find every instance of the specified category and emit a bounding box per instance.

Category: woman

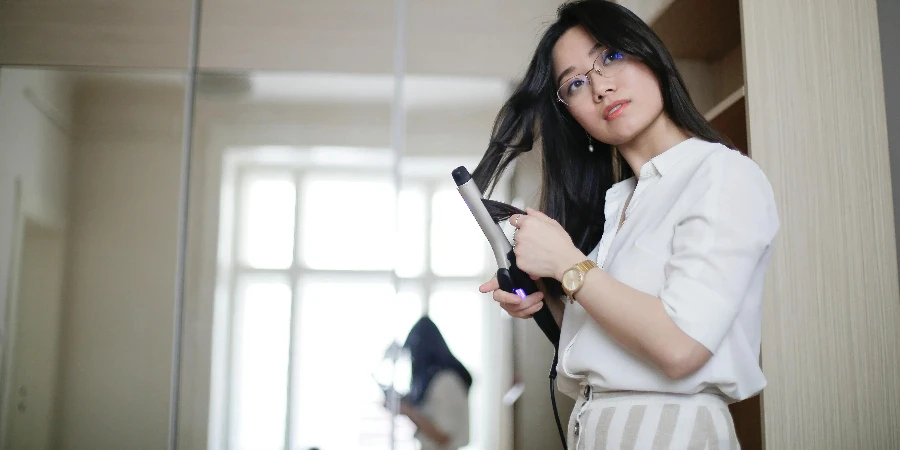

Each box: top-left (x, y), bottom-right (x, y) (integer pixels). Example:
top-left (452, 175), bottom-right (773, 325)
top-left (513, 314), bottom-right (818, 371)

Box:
top-left (390, 317), bottom-right (471, 450)
top-left (475, 1), bottom-right (778, 448)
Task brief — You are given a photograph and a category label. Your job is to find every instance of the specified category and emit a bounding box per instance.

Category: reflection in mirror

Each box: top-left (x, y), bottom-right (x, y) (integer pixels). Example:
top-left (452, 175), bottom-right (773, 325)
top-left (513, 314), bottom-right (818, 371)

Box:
top-left (178, 71), bottom-right (514, 450)
top-left (0, 67), bottom-right (188, 449)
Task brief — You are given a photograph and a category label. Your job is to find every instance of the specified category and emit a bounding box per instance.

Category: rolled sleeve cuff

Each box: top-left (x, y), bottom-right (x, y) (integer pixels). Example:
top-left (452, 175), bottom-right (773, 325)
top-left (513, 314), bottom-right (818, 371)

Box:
top-left (660, 276), bottom-right (738, 354)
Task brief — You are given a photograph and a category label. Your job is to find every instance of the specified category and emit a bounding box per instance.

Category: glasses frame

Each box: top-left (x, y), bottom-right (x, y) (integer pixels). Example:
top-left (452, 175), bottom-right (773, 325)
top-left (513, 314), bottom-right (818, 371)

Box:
top-left (556, 49), bottom-right (626, 106)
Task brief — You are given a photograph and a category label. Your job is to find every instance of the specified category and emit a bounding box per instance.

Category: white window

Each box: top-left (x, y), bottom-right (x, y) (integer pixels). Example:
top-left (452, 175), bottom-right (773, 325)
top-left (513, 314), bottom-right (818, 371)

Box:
top-left (210, 146), bottom-right (503, 450)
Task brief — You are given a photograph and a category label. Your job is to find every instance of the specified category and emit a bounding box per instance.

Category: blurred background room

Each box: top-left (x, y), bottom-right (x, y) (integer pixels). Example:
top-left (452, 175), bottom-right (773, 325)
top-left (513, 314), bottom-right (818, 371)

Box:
top-left (0, 0), bottom-right (898, 449)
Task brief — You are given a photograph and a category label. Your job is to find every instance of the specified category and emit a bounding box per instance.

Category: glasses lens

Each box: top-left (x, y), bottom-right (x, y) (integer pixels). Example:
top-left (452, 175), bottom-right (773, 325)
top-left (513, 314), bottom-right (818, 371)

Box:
top-left (557, 74), bottom-right (590, 105)
top-left (594, 49), bottom-right (626, 77)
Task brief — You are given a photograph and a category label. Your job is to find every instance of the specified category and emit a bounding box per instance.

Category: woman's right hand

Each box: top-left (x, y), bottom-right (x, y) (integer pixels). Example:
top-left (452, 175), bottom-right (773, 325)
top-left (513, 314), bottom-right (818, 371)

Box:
top-left (478, 276), bottom-right (546, 319)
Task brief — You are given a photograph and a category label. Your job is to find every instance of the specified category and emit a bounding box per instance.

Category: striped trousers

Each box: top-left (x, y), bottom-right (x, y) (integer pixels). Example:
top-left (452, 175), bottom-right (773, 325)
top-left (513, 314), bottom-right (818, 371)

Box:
top-left (567, 386), bottom-right (740, 450)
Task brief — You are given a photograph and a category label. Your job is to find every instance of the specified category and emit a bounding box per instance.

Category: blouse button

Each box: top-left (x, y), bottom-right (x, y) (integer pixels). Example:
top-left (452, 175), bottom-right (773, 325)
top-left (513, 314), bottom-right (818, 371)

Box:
top-left (574, 422), bottom-right (580, 436)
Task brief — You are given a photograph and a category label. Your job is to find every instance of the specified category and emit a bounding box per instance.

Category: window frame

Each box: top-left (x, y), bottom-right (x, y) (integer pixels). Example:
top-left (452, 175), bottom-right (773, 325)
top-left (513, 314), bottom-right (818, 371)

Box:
top-left (212, 149), bottom-right (507, 450)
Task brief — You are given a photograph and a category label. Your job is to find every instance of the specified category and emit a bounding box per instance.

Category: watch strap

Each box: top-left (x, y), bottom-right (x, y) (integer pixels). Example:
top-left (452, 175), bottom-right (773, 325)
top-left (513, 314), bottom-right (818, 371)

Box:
top-left (573, 259), bottom-right (598, 274)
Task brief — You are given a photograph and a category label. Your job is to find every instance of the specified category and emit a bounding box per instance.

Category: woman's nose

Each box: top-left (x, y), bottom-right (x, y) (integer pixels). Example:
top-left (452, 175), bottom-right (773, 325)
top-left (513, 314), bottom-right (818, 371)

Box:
top-left (589, 72), bottom-right (615, 101)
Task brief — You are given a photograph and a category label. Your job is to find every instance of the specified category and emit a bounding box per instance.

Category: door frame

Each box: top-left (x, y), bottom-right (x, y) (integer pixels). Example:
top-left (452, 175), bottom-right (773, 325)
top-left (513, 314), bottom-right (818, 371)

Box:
top-left (0, 176), bottom-right (25, 449)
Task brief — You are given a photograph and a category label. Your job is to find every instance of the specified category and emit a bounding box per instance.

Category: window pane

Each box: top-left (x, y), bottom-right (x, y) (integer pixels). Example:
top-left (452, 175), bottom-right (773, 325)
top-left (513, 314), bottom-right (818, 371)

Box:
top-left (239, 173), bottom-right (296, 269)
top-left (395, 185), bottom-right (427, 278)
top-left (430, 187), bottom-right (488, 277)
top-left (293, 276), bottom-right (421, 449)
top-left (430, 284), bottom-right (487, 450)
top-left (300, 175), bottom-right (396, 271)
top-left (231, 277), bottom-right (292, 450)
top-left (395, 281), bottom-right (426, 341)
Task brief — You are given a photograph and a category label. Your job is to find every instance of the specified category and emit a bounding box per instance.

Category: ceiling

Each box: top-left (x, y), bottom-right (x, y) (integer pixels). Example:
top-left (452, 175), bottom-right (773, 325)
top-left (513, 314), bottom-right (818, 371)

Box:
top-left (66, 69), bottom-right (513, 111)
top-left (218, 72), bottom-right (512, 109)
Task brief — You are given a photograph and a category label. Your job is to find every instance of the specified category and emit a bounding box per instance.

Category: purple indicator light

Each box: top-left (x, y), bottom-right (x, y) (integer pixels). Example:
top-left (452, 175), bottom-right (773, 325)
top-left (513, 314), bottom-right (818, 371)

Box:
top-left (514, 288), bottom-right (527, 298)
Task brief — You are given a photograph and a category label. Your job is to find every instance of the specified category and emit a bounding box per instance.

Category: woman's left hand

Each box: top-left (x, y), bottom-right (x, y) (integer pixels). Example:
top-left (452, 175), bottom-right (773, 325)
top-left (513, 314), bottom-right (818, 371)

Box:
top-left (510, 208), bottom-right (586, 280)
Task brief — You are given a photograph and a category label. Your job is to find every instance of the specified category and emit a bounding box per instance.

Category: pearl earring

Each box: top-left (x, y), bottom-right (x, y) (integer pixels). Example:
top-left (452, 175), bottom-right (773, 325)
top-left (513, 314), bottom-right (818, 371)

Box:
top-left (587, 133), bottom-right (594, 153)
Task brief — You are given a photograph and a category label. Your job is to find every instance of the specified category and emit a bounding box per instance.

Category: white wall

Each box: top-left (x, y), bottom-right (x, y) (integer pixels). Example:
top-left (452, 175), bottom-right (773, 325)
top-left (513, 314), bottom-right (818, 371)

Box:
top-left (0, 69), bottom-right (73, 432)
top-left (7, 221), bottom-right (67, 450)
top-left (0, 68), bottom-right (73, 300)
top-left (52, 75), bottom-right (185, 450)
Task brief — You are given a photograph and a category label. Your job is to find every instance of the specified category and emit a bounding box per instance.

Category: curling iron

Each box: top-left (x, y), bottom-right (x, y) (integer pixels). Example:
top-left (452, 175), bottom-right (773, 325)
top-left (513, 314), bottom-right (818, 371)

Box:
top-left (451, 166), bottom-right (560, 348)
top-left (453, 166), bottom-right (567, 449)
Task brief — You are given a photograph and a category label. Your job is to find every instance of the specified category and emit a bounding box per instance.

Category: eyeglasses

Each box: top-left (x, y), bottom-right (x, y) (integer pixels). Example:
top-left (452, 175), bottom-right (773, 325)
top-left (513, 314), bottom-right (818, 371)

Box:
top-left (556, 49), bottom-right (626, 106)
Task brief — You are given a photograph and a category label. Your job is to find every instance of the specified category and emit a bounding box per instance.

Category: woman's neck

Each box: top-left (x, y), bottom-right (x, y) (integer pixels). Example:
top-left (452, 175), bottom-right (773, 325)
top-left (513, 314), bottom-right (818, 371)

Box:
top-left (617, 113), bottom-right (691, 178)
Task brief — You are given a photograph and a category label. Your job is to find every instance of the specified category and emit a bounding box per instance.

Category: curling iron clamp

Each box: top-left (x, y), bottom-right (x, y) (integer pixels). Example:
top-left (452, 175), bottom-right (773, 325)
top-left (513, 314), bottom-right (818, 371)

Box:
top-left (452, 166), bottom-right (561, 348)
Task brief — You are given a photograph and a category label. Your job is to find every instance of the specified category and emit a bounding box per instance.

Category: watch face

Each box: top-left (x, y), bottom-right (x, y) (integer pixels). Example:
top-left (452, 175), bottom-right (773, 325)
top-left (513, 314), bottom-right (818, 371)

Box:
top-left (562, 269), bottom-right (584, 293)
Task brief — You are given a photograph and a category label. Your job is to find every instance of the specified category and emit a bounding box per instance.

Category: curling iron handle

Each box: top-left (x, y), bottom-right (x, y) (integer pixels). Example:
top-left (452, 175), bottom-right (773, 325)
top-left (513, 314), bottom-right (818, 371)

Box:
top-left (496, 269), bottom-right (535, 298)
top-left (496, 249), bottom-right (539, 298)
top-left (497, 251), bottom-right (560, 348)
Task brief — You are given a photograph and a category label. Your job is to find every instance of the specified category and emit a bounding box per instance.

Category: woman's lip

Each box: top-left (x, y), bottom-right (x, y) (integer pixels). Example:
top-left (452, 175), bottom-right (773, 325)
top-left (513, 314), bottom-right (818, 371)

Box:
top-left (604, 101), bottom-right (630, 120)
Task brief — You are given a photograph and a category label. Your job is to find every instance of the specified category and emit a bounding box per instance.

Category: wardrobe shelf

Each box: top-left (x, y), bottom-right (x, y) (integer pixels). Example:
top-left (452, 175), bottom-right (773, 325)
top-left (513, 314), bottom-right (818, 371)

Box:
top-left (705, 86), bottom-right (745, 122)
top-left (650, 0), bottom-right (742, 60)
top-left (705, 86), bottom-right (748, 154)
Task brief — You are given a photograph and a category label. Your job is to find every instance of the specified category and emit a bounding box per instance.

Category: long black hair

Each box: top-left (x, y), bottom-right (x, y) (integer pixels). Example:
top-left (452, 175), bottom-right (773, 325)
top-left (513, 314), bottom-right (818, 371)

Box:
top-left (473, 0), bottom-right (733, 298)
top-left (403, 316), bottom-right (473, 406)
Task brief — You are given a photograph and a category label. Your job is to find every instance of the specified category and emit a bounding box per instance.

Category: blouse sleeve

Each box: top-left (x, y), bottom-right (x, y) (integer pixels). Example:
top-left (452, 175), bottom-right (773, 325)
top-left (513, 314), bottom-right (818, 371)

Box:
top-left (659, 151), bottom-right (779, 353)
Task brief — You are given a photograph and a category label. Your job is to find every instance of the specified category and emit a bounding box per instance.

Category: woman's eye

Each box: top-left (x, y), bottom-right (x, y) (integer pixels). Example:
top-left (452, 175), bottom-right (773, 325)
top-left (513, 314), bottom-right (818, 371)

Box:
top-left (603, 50), bottom-right (624, 65)
top-left (567, 78), bottom-right (585, 94)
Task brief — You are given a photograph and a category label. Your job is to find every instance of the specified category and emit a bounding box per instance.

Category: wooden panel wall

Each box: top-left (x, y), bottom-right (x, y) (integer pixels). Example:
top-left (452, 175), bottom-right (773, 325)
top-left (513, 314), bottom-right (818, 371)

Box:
top-left (0, 0), bottom-right (191, 68)
top-left (196, 0), bottom-right (395, 73)
top-left (742, 0), bottom-right (900, 448)
top-left (197, 0), bottom-right (553, 76)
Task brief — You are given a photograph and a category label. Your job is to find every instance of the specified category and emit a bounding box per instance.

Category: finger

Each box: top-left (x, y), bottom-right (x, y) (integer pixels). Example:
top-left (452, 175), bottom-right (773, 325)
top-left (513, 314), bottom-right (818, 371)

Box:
top-left (493, 289), bottom-right (524, 306)
top-left (529, 273), bottom-right (540, 280)
top-left (479, 276), bottom-right (499, 293)
top-left (509, 213), bottom-right (527, 229)
top-left (526, 207), bottom-right (555, 224)
top-left (509, 300), bottom-right (545, 319)
top-left (519, 300), bottom-right (546, 318)
top-left (507, 291), bottom-right (544, 312)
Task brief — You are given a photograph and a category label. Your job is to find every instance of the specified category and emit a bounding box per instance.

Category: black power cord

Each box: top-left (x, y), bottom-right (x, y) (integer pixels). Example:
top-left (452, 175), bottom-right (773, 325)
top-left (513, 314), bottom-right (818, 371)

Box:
top-left (549, 349), bottom-right (567, 449)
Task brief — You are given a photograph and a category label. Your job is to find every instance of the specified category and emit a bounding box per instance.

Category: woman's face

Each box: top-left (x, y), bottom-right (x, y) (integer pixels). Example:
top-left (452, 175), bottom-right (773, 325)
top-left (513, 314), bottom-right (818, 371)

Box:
top-left (551, 26), bottom-right (665, 146)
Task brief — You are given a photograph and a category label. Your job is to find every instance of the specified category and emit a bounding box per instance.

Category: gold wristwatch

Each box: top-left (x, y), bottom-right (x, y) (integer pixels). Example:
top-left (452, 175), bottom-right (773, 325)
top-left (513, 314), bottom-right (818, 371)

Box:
top-left (561, 259), bottom-right (598, 301)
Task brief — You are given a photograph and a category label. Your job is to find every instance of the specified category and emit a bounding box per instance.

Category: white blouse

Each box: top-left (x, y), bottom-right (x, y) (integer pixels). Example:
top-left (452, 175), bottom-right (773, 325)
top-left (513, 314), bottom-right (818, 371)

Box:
top-left (416, 371), bottom-right (470, 450)
top-left (556, 137), bottom-right (779, 403)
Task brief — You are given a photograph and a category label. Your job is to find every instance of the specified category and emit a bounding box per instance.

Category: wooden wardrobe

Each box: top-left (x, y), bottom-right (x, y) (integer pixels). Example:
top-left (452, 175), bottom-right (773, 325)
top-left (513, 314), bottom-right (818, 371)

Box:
top-left (615, 0), bottom-right (900, 448)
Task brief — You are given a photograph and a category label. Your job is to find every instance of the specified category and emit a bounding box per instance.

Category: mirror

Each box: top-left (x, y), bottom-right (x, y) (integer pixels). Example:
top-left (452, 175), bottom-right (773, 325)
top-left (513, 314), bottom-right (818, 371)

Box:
top-left (175, 70), bottom-right (514, 450)
top-left (0, 66), bottom-right (189, 449)
top-left (0, 2), bottom-right (561, 449)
